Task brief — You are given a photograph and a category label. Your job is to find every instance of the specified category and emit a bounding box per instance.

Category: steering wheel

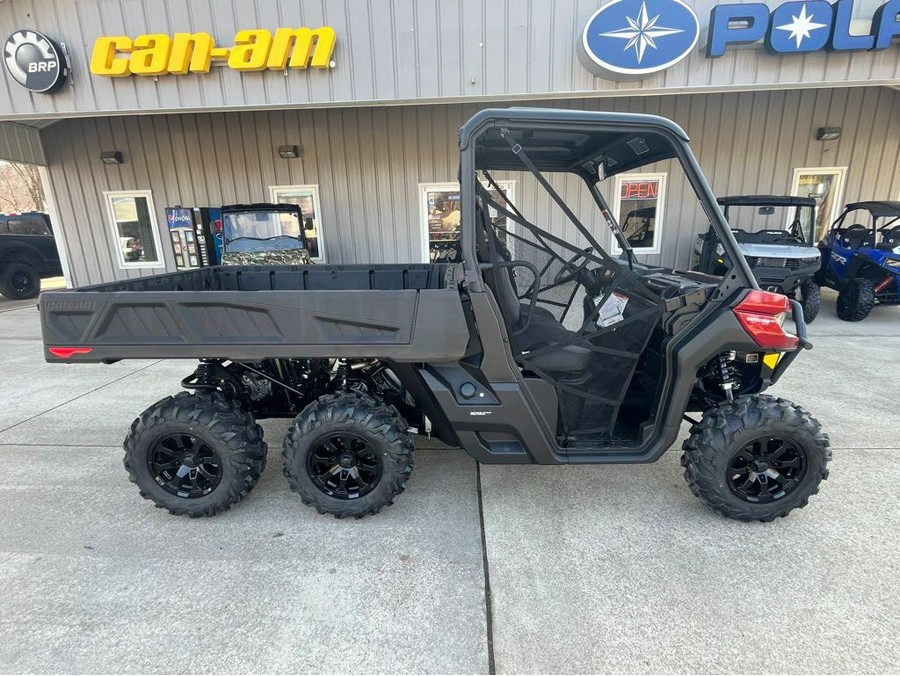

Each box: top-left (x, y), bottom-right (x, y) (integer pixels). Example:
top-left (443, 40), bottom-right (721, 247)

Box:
top-left (553, 247), bottom-right (593, 286)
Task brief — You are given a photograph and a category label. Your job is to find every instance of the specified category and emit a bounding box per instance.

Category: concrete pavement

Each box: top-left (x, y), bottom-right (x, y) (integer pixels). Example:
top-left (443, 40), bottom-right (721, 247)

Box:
top-left (0, 288), bottom-right (898, 673)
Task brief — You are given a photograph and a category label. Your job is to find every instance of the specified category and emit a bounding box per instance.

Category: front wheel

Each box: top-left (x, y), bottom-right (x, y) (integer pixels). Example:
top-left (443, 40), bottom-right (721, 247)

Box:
top-left (798, 279), bottom-right (821, 323)
top-left (0, 262), bottom-right (40, 300)
top-left (836, 277), bottom-right (876, 321)
top-left (282, 393), bottom-right (414, 518)
top-left (681, 395), bottom-right (830, 522)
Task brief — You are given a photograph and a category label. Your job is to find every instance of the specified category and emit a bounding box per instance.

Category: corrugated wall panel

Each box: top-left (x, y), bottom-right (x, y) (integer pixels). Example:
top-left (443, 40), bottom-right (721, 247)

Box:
top-left (42, 87), bottom-right (900, 286)
top-left (3, 0), bottom-right (900, 120)
top-left (0, 121), bottom-right (46, 164)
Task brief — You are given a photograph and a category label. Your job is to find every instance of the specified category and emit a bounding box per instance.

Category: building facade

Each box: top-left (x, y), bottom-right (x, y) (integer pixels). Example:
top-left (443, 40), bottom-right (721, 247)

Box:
top-left (1, 0), bottom-right (898, 286)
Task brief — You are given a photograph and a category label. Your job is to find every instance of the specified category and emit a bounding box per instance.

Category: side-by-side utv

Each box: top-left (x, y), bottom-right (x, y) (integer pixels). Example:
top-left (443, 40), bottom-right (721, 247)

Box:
top-left (39, 109), bottom-right (830, 523)
top-left (695, 195), bottom-right (823, 322)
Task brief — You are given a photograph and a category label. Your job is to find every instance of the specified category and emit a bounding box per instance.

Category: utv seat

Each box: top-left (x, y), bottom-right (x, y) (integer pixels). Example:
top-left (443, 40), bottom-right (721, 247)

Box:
top-left (841, 224), bottom-right (869, 249)
top-left (476, 204), bottom-right (593, 373)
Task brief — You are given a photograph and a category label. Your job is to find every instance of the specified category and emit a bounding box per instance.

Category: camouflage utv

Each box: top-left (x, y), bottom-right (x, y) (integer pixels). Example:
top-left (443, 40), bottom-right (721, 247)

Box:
top-left (220, 203), bottom-right (314, 266)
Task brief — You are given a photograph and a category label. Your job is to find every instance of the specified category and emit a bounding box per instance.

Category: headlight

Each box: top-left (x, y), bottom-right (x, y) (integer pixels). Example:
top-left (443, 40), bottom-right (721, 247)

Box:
top-left (884, 258), bottom-right (900, 269)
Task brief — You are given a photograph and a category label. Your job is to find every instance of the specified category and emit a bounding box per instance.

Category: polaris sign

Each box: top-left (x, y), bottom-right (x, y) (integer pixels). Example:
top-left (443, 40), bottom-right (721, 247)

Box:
top-left (580, 0), bottom-right (900, 78)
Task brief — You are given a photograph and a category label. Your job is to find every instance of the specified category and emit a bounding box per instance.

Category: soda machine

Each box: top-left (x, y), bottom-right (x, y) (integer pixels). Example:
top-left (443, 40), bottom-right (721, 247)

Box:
top-left (165, 206), bottom-right (222, 269)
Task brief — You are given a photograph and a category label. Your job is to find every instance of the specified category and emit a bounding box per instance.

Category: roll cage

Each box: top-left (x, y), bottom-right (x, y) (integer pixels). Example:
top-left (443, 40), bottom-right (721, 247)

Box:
top-left (457, 107), bottom-right (758, 293)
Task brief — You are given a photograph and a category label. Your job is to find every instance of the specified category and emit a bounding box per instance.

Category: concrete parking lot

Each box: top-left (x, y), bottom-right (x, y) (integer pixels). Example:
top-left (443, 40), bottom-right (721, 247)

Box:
top-left (0, 288), bottom-right (898, 674)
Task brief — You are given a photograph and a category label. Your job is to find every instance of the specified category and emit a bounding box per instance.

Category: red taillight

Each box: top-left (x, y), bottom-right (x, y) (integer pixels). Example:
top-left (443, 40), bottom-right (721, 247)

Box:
top-left (733, 290), bottom-right (799, 350)
top-left (48, 347), bottom-right (93, 358)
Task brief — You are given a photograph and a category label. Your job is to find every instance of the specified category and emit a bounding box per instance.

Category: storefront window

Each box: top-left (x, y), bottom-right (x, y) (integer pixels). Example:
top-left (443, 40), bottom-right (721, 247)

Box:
top-left (269, 185), bottom-right (325, 262)
top-left (612, 173), bottom-right (666, 254)
top-left (420, 181), bottom-right (515, 263)
top-left (790, 167), bottom-right (847, 241)
top-left (104, 191), bottom-right (163, 268)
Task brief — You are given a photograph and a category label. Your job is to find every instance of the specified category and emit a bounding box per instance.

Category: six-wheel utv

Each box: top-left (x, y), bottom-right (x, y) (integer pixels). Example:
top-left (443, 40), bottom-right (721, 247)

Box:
top-left (39, 108), bottom-right (830, 523)
top-left (816, 201), bottom-right (900, 321)
top-left (695, 196), bottom-right (823, 322)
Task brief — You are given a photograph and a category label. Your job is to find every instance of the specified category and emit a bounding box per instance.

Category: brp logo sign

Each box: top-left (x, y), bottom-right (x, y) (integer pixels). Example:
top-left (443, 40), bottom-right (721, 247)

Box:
top-left (4, 30), bottom-right (68, 93)
top-left (580, 0), bottom-right (700, 77)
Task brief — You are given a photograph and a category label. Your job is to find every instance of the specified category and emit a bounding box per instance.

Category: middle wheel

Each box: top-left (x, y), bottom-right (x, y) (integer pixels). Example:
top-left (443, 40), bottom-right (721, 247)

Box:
top-left (282, 392), bottom-right (414, 518)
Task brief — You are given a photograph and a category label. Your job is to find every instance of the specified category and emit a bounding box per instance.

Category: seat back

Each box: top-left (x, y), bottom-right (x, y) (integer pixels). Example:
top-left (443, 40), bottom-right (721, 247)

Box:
top-left (841, 224), bottom-right (868, 249)
top-left (476, 203), bottom-right (522, 331)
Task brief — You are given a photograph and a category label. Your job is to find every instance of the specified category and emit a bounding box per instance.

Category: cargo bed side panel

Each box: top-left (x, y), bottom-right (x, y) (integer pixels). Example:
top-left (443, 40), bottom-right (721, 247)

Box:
top-left (41, 289), bottom-right (468, 363)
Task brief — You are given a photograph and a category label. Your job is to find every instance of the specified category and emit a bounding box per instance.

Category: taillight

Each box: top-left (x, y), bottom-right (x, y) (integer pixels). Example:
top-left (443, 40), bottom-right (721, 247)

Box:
top-left (48, 347), bottom-right (93, 358)
top-left (733, 290), bottom-right (799, 350)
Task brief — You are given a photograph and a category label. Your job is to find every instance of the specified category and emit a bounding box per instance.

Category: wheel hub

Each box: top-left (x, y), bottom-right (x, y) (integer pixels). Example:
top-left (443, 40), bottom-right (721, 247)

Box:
top-left (306, 433), bottom-right (383, 500)
top-left (149, 433), bottom-right (222, 499)
top-left (727, 436), bottom-right (807, 503)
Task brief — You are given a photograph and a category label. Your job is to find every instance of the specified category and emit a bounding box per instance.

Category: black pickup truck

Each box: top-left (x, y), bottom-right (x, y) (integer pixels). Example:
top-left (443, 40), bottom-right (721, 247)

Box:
top-left (38, 108), bottom-right (829, 524)
top-left (0, 211), bottom-right (62, 299)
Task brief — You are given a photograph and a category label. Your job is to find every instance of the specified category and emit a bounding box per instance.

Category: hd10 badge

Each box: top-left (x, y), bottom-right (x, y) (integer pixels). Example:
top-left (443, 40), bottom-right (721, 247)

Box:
top-left (580, 0), bottom-right (900, 77)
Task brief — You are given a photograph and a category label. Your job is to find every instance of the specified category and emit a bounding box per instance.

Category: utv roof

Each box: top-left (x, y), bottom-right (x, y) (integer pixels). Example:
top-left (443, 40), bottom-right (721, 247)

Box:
top-left (222, 203), bottom-right (301, 213)
top-left (459, 108), bottom-right (689, 178)
top-left (843, 201), bottom-right (900, 217)
top-left (717, 195), bottom-right (817, 207)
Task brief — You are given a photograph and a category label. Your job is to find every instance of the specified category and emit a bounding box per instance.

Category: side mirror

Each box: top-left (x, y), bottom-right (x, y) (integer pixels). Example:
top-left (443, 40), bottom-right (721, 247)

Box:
top-left (304, 217), bottom-right (315, 231)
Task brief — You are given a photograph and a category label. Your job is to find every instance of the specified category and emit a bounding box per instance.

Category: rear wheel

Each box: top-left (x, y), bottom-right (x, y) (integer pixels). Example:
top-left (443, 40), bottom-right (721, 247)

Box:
top-left (0, 262), bottom-right (40, 300)
top-left (282, 393), bottom-right (414, 518)
top-left (798, 279), bottom-right (821, 323)
top-left (681, 395), bottom-right (830, 522)
top-left (836, 277), bottom-right (876, 321)
top-left (124, 392), bottom-right (267, 517)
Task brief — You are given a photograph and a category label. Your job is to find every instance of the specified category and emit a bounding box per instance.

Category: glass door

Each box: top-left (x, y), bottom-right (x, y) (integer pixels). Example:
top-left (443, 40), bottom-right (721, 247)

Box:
top-left (790, 167), bottom-right (847, 241)
top-left (419, 181), bottom-right (515, 263)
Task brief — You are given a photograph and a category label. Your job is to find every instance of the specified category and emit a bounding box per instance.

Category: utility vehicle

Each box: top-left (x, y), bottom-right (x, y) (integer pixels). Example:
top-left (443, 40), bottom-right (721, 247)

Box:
top-left (219, 203), bottom-right (313, 266)
top-left (816, 201), bottom-right (900, 321)
top-left (0, 211), bottom-right (62, 300)
top-left (695, 196), bottom-right (822, 322)
top-left (39, 109), bottom-right (830, 522)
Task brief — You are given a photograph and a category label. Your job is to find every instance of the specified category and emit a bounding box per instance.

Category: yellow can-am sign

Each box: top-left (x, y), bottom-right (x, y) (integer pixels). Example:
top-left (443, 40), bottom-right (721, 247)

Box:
top-left (90, 27), bottom-right (336, 76)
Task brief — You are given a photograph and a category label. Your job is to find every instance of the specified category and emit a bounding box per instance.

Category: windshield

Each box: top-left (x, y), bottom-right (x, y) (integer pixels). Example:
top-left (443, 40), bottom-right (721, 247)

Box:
top-left (724, 204), bottom-right (815, 244)
top-left (222, 211), bottom-right (303, 249)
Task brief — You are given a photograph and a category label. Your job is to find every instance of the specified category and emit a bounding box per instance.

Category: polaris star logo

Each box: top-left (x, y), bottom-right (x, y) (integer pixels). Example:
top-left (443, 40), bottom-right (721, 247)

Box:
top-left (4, 30), bottom-right (67, 93)
top-left (580, 0), bottom-right (700, 77)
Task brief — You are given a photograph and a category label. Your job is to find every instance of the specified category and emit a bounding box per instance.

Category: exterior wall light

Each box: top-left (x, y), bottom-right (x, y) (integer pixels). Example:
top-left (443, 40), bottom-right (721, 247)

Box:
top-left (816, 127), bottom-right (842, 141)
top-left (278, 145), bottom-right (300, 159)
top-left (100, 151), bottom-right (124, 165)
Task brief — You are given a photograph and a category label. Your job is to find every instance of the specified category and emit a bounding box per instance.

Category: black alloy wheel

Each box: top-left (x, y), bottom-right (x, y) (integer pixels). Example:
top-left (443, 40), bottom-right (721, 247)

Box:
top-left (11, 269), bottom-right (36, 296)
top-left (149, 432), bottom-right (223, 498)
top-left (727, 437), bottom-right (806, 503)
top-left (306, 432), bottom-right (383, 500)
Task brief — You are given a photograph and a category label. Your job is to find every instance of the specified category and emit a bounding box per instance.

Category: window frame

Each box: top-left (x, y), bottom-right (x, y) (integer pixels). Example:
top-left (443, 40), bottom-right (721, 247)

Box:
top-left (609, 172), bottom-right (667, 256)
top-left (418, 180), bottom-right (516, 263)
top-left (789, 166), bottom-right (847, 241)
top-left (103, 190), bottom-right (165, 270)
top-left (268, 184), bottom-right (326, 263)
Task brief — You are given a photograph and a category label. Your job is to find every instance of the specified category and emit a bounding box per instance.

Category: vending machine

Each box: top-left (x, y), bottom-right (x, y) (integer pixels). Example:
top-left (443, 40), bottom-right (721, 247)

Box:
top-left (165, 206), bottom-right (222, 269)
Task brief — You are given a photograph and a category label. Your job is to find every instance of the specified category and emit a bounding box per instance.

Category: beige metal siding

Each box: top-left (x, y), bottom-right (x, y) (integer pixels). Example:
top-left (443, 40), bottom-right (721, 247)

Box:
top-left (0, 121), bottom-right (46, 164)
top-left (2, 0), bottom-right (899, 120)
top-left (42, 87), bottom-right (900, 287)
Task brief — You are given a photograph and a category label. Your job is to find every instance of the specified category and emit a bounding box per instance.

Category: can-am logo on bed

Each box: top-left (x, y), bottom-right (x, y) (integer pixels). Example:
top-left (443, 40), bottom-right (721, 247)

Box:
top-left (4, 30), bottom-right (68, 93)
top-left (579, 0), bottom-right (700, 77)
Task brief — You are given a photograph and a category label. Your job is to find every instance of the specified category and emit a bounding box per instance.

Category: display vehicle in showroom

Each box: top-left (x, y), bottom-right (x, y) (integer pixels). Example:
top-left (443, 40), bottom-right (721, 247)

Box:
top-left (695, 196), bottom-right (822, 322)
top-left (39, 109), bottom-right (830, 523)
top-left (816, 201), bottom-right (900, 321)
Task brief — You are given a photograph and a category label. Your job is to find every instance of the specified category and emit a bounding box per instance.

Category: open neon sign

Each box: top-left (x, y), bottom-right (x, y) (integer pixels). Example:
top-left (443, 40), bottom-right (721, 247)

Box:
top-left (620, 181), bottom-right (660, 200)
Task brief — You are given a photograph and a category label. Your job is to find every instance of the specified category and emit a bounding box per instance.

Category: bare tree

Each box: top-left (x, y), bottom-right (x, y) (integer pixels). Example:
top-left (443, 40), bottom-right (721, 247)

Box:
top-left (0, 161), bottom-right (46, 212)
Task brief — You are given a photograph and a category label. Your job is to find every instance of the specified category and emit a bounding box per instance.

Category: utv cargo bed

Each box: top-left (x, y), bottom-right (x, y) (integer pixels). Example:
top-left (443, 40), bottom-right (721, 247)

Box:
top-left (40, 264), bottom-right (468, 363)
